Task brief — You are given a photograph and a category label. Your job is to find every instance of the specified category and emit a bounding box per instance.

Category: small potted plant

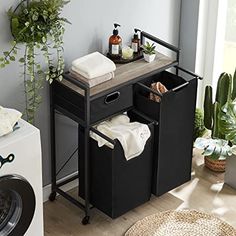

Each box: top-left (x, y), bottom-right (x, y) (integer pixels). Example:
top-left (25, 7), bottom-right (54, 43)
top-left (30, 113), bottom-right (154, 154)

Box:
top-left (194, 70), bottom-right (236, 172)
top-left (141, 42), bottom-right (156, 63)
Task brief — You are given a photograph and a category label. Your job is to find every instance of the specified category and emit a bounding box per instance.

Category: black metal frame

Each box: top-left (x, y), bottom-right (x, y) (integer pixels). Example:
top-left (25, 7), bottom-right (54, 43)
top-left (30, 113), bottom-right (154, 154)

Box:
top-left (49, 31), bottom-right (202, 225)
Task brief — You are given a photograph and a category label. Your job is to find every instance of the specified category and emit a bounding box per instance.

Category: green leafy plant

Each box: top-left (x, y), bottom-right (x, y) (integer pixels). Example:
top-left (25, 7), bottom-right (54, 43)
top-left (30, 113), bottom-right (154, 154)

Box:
top-left (193, 108), bottom-right (206, 141)
top-left (195, 69), bottom-right (236, 159)
top-left (0, 0), bottom-right (70, 123)
top-left (141, 42), bottom-right (156, 55)
top-left (204, 72), bottom-right (234, 139)
top-left (194, 138), bottom-right (236, 160)
top-left (219, 69), bottom-right (236, 145)
top-left (220, 101), bottom-right (236, 145)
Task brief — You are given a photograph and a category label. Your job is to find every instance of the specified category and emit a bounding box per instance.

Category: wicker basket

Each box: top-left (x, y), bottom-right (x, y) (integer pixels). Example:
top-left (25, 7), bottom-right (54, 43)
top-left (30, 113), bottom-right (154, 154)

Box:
top-left (204, 156), bottom-right (226, 172)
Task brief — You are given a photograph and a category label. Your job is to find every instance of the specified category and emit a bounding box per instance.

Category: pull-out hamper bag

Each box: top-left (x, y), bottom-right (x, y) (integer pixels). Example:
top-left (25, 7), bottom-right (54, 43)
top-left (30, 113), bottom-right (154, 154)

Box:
top-left (134, 71), bottom-right (198, 196)
top-left (79, 112), bottom-right (154, 218)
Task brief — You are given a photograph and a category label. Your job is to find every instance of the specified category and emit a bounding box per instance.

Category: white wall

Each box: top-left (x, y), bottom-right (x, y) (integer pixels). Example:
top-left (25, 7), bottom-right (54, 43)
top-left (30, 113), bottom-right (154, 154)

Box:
top-left (0, 0), bottom-right (181, 185)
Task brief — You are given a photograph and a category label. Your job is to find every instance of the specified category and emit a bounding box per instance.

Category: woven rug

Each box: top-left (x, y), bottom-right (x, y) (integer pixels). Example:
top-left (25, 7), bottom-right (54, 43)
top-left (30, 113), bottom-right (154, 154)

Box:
top-left (125, 210), bottom-right (236, 236)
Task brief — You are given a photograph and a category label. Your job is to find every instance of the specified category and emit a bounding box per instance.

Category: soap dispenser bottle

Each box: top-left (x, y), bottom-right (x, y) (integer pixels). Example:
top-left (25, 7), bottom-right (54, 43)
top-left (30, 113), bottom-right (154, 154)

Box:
top-left (109, 23), bottom-right (122, 58)
top-left (132, 28), bottom-right (141, 54)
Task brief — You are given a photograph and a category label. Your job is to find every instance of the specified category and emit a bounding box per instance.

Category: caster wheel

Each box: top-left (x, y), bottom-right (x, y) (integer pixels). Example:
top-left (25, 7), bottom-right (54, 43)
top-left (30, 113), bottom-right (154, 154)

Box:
top-left (82, 216), bottom-right (90, 225)
top-left (49, 192), bottom-right (56, 202)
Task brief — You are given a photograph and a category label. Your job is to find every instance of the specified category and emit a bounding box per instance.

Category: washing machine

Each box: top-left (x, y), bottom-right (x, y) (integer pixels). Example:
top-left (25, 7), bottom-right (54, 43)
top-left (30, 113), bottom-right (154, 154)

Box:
top-left (0, 119), bottom-right (44, 236)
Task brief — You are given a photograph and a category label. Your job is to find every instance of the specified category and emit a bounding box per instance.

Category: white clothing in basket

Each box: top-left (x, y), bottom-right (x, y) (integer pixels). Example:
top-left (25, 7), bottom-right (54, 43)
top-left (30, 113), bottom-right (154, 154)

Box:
top-left (90, 114), bottom-right (151, 161)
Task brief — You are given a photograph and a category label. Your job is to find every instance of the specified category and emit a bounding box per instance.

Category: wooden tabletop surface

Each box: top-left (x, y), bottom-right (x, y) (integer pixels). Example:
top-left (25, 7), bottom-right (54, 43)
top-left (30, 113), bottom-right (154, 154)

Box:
top-left (60, 52), bottom-right (175, 97)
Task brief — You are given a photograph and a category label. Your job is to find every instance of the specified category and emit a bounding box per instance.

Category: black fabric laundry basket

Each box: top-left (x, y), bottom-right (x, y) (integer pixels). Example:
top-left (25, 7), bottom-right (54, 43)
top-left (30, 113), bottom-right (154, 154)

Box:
top-left (79, 112), bottom-right (154, 218)
top-left (134, 71), bottom-right (198, 196)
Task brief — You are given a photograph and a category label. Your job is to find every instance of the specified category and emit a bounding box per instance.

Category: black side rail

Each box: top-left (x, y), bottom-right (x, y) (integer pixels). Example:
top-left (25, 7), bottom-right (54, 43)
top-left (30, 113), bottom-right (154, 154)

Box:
top-left (141, 31), bottom-right (180, 63)
top-left (136, 82), bottom-right (163, 98)
top-left (141, 31), bottom-right (180, 53)
top-left (90, 127), bottom-right (116, 145)
top-left (131, 109), bottom-right (158, 126)
top-left (175, 66), bottom-right (203, 80)
top-left (172, 82), bottom-right (189, 92)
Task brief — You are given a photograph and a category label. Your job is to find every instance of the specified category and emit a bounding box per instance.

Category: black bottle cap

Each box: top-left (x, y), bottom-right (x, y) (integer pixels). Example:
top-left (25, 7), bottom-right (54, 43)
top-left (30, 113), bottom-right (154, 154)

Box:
top-left (113, 29), bottom-right (118, 35)
top-left (113, 23), bottom-right (121, 35)
top-left (134, 28), bottom-right (141, 39)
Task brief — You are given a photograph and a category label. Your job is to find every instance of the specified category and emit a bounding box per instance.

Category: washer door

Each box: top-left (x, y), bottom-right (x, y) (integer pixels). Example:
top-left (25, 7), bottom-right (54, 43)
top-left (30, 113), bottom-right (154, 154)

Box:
top-left (0, 175), bottom-right (36, 236)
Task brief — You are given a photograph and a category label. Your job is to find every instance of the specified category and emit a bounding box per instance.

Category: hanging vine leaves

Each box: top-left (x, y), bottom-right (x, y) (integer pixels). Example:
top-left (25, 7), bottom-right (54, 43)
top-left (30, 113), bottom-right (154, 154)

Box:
top-left (0, 0), bottom-right (70, 124)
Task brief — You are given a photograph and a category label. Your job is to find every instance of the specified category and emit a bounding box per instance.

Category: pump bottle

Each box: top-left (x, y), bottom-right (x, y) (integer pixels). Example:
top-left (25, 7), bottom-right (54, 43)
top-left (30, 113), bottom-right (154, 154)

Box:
top-left (109, 23), bottom-right (122, 58)
top-left (132, 28), bottom-right (141, 54)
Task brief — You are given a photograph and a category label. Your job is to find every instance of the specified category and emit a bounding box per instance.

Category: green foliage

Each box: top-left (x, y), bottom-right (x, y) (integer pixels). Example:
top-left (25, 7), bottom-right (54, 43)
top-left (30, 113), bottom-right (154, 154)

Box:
top-left (194, 138), bottom-right (236, 160)
top-left (204, 86), bottom-right (213, 130)
top-left (0, 0), bottom-right (70, 124)
top-left (219, 95), bottom-right (236, 145)
top-left (200, 68), bottom-right (236, 159)
top-left (232, 69), bottom-right (236, 100)
top-left (203, 72), bottom-right (235, 139)
top-left (193, 108), bottom-right (206, 141)
top-left (141, 42), bottom-right (156, 55)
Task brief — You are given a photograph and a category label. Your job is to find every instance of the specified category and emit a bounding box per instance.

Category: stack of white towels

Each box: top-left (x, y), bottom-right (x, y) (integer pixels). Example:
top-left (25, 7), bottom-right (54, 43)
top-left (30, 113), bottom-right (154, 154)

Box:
top-left (70, 52), bottom-right (116, 87)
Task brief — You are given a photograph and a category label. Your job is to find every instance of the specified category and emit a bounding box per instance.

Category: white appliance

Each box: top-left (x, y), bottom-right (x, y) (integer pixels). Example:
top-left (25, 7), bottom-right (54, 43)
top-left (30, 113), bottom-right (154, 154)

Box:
top-left (0, 119), bottom-right (44, 236)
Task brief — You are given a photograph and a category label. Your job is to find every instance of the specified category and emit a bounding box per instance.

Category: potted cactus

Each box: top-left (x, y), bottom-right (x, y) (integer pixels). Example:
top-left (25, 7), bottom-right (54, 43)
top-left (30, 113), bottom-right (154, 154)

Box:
top-left (194, 71), bottom-right (236, 172)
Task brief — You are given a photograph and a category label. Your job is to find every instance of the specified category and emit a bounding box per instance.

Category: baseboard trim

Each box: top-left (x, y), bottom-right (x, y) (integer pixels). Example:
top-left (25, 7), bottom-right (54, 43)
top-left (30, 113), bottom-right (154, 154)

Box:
top-left (43, 172), bottom-right (78, 202)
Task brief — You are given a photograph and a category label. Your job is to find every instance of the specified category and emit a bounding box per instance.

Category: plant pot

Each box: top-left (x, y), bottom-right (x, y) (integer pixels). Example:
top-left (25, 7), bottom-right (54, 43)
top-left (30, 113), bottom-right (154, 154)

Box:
top-left (204, 156), bottom-right (226, 172)
top-left (225, 155), bottom-right (236, 189)
top-left (143, 53), bottom-right (156, 63)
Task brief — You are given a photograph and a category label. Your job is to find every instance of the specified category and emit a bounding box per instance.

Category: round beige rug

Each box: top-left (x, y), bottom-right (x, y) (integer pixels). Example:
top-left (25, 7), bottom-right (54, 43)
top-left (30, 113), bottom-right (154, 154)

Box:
top-left (125, 210), bottom-right (236, 236)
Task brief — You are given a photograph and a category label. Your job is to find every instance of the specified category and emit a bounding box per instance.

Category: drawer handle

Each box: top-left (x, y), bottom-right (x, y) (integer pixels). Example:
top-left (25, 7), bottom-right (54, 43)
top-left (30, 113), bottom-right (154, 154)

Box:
top-left (105, 91), bottom-right (121, 104)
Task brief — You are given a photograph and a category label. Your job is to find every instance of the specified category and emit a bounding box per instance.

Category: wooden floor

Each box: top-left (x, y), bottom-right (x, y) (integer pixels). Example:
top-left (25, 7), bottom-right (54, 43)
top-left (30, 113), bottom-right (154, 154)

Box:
top-left (44, 150), bottom-right (236, 236)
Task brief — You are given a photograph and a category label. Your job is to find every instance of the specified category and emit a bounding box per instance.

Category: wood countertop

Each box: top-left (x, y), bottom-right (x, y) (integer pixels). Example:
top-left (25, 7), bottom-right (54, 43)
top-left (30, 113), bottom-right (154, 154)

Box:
top-left (60, 52), bottom-right (176, 98)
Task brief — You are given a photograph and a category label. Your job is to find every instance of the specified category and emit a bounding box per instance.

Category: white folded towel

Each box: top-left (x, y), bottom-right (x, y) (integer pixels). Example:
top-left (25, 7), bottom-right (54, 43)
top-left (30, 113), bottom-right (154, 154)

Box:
top-left (70, 69), bottom-right (114, 88)
top-left (90, 114), bottom-right (151, 161)
top-left (0, 106), bottom-right (22, 137)
top-left (72, 52), bottom-right (116, 79)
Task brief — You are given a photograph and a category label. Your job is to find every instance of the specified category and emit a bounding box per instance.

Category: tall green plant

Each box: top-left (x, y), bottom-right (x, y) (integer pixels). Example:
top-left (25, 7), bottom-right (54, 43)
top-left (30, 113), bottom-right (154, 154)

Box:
top-left (0, 0), bottom-right (70, 124)
top-left (219, 69), bottom-right (236, 145)
top-left (204, 72), bottom-right (234, 139)
top-left (196, 69), bottom-right (236, 159)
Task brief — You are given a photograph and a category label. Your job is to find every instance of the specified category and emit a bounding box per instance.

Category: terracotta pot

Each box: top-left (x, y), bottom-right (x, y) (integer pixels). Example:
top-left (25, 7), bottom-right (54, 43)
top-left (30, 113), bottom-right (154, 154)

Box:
top-left (204, 156), bottom-right (226, 172)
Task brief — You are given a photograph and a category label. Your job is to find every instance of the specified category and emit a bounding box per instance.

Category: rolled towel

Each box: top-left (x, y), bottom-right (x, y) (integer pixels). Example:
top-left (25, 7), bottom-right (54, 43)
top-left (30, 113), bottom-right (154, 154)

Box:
top-left (149, 82), bottom-right (168, 102)
top-left (72, 52), bottom-right (116, 79)
top-left (70, 69), bottom-right (114, 88)
top-left (0, 106), bottom-right (22, 137)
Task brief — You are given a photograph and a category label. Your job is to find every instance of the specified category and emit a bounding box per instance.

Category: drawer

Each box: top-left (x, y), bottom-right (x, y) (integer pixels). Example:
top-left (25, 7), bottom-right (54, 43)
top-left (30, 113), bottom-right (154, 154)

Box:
top-left (90, 85), bottom-right (133, 123)
top-left (53, 82), bottom-right (133, 124)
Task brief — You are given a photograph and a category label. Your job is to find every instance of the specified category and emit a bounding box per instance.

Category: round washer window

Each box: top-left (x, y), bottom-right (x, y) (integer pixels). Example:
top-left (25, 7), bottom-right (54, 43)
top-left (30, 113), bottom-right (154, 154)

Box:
top-left (0, 190), bottom-right (22, 235)
top-left (0, 175), bottom-right (35, 236)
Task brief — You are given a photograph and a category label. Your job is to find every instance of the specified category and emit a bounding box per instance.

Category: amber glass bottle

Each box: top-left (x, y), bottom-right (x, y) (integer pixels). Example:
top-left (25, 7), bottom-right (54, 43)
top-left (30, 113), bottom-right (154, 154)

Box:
top-left (109, 23), bottom-right (122, 58)
top-left (132, 28), bottom-right (141, 54)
